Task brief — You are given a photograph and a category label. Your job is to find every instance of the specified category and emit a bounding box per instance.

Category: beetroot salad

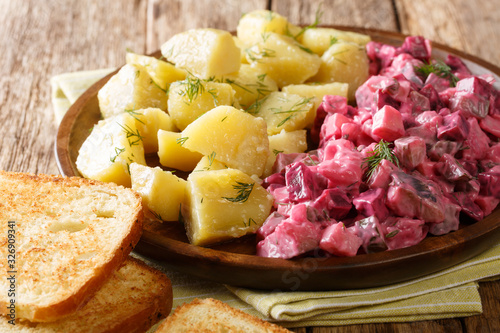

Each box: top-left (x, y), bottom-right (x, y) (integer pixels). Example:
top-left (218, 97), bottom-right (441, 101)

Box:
top-left (257, 36), bottom-right (500, 259)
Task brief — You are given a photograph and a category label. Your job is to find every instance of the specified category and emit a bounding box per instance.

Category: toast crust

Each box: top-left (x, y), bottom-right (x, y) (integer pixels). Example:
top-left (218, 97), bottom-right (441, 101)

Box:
top-left (0, 171), bottom-right (144, 322)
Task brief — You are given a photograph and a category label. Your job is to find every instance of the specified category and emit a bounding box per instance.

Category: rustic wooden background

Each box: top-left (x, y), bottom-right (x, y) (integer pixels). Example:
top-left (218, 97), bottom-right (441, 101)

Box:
top-left (1, 0), bottom-right (499, 332)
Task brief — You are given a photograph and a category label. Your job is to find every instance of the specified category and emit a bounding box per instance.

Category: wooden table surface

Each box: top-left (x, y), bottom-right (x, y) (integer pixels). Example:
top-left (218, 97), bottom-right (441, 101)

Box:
top-left (2, 0), bottom-right (499, 331)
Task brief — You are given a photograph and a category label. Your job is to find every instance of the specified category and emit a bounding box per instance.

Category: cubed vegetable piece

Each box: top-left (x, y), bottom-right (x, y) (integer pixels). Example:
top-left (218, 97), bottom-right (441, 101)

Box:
top-left (216, 64), bottom-right (278, 110)
top-left (309, 41), bottom-right (369, 101)
top-left (232, 36), bottom-right (249, 64)
top-left (183, 168), bottom-right (274, 246)
top-left (126, 52), bottom-right (186, 91)
top-left (394, 136), bottom-right (426, 170)
top-left (301, 27), bottom-right (371, 56)
top-left (245, 33), bottom-right (321, 88)
top-left (130, 163), bottom-right (186, 221)
top-left (282, 82), bottom-right (349, 127)
top-left (264, 129), bottom-right (307, 177)
top-left (353, 216), bottom-right (387, 253)
top-left (428, 198), bottom-right (461, 235)
top-left (480, 115), bottom-right (500, 138)
top-left (236, 10), bottom-right (301, 46)
top-left (353, 188), bottom-right (389, 222)
top-left (157, 130), bottom-right (203, 172)
top-left (437, 111), bottom-right (470, 142)
top-left (98, 64), bottom-right (168, 119)
top-left (317, 139), bottom-right (363, 188)
top-left (256, 91), bottom-right (315, 135)
top-left (76, 113), bottom-right (146, 187)
top-left (161, 28), bottom-right (241, 79)
top-left (132, 108), bottom-right (177, 154)
top-left (319, 222), bottom-right (362, 257)
top-left (311, 188), bottom-right (352, 220)
top-left (372, 105), bottom-right (405, 141)
top-left (381, 217), bottom-right (428, 250)
top-left (168, 77), bottom-right (238, 130)
top-left (182, 105), bottom-right (270, 177)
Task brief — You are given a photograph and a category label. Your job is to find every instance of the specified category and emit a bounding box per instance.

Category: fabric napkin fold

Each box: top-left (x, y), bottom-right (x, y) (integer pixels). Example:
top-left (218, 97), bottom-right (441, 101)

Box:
top-left (51, 69), bottom-right (500, 327)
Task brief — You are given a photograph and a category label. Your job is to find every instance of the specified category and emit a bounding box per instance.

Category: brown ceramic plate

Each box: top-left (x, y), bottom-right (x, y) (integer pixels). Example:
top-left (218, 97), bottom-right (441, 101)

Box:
top-left (55, 27), bottom-right (500, 291)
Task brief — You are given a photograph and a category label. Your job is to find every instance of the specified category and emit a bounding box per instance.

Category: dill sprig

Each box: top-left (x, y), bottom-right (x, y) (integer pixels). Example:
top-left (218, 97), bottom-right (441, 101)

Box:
top-left (271, 96), bottom-right (314, 127)
top-left (362, 140), bottom-right (400, 181)
top-left (286, 5), bottom-right (323, 40)
top-left (118, 123), bottom-right (143, 147)
top-left (414, 60), bottom-right (459, 87)
top-left (245, 47), bottom-right (277, 63)
top-left (110, 147), bottom-right (125, 163)
top-left (176, 136), bottom-right (189, 146)
top-left (223, 181), bottom-right (254, 203)
top-left (124, 108), bottom-right (145, 124)
top-left (178, 75), bottom-right (206, 104)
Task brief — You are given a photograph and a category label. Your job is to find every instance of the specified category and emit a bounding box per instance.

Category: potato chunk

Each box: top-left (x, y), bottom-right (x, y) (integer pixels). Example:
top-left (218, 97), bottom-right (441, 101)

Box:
top-left (216, 64), bottom-right (278, 110)
top-left (193, 154), bottom-right (228, 172)
top-left (157, 130), bottom-right (203, 172)
top-left (255, 91), bottom-right (315, 135)
top-left (161, 28), bottom-right (241, 79)
top-left (301, 28), bottom-right (371, 56)
top-left (182, 105), bottom-right (269, 177)
top-left (168, 77), bottom-right (238, 130)
top-left (183, 168), bottom-right (274, 246)
top-left (236, 10), bottom-right (301, 46)
top-left (245, 33), bottom-right (321, 88)
top-left (282, 82), bottom-right (349, 127)
top-left (132, 108), bottom-right (177, 154)
top-left (76, 113), bottom-right (146, 187)
top-left (98, 64), bottom-right (168, 119)
top-left (264, 129), bottom-right (308, 176)
top-left (309, 41), bottom-right (369, 101)
top-left (126, 52), bottom-right (186, 91)
top-left (130, 163), bottom-right (186, 221)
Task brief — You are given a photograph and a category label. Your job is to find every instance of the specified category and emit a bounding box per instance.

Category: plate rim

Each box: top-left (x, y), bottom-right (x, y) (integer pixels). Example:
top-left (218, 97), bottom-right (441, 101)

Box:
top-left (55, 26), bottom-right (500, 291)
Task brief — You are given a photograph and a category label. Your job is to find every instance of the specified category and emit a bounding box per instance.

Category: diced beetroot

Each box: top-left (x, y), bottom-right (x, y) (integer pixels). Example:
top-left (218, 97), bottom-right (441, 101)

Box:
top-left (416, 159), bottom-right (437, 179)
top-left (428, 141), bottom-right (460, 161)
top-left (311, 188), bottom-right (352, 220)
top-left (355, 75), bottom-right (398, 112)
top-left (399, 36), bottom-right (432, 61)
top-left (320, 113), bottom-right (352, 142)
top-left (475, 195), bottom-right (500, 216)
top-left (449, 77), bottom-right (494, 119)
top-left (318, 140), bottom-right (363, 188)
top-left (285, 162), bottom-right (326, 202)
top-left (375, 89), bottom-right (401, 112)
top-left (352, 216), bottom-right (387, 253)
top-left (446, 55), bottom-right (472, 78)
top-left (428, 197), bottom-right (461, 235)
top-left (449, 192), bottom-right (484, 221)
top-left (372, 105), bottom-right (405, 141)
top-left (458, 160), bottom-right (479, 178)
top-left (353, 188), bottom-right (389, 221)
top-left (485, 143), bottom-right (500, 163)
top-left (435, 153), bottom-right (473, 182)
top-left (437, 111), bottom-right (470, 142)
top-left (424, 73), bottom-right (451, 93)
top-left (381, 217), bottom-right (428, 250)
top-left (367, 159), bottom-right (399, 189)
top-left (439, 88), bottom-right (457, 106)
top-left (415, 110), bottom-right (443, 126)
top-left (460, 117), bottom-right (491, 161)
top-left (340, 122), bottom-right (361, 142)
top-left (262, 172), bottom-right (285, 189)
top-left (419, 83), bottom-right (445, 110)
top-left (478, 165), bottom-right (500, 198)
top-left (319, 222), bottom-right (362, 257)
top-left (456, 76), bottom-right (496, 101)
top-left (269, 185), bottom-right (291, 208)
top-left (409, 90), bottom-right (431, 114)
top-left (361, 119), bottom-right (381, 141)
top-left (322, 94), bottom-right (349, 115)
top-left (455, 179), bottom-right (480, 201)
top-left (394, 136), bottom-right (426, 170)
top-left (257, 212), bottom-right (285, 241)
top-left (256, 218), bottom-right (321, 259)
top-left (272, 152), bottom-right (320, 174)
top-left (387, 171), bottom-right (445, 223)
top-left (405, 124), bottom-right (438, 146)
top-left (479, 115), bottom-right (500, 138)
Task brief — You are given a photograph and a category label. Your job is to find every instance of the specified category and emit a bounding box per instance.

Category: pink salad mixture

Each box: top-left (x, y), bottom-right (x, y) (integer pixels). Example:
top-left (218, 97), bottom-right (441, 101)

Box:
top-left (257, 36), bottom-right (500, 259)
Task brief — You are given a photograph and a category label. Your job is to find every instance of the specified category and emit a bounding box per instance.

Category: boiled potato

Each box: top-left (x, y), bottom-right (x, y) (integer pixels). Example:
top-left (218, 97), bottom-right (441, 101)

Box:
top-left (126, 52), bottom-right (186, 91)
top-left (181, 105), bottom-right (269, 177)
top-left (193, 154), bottom-right (228, 172)
top-left (232, 36), bottom-right (249, 64)
top-left (157, 130), bottom-right (203, 172)
top-left (301, 28), bottom-right (371, 56)
top-left (245, 33), bottom-right (321, 88)
top-left (236, 9), bottom-right (301, 46)
top-left (130, 163), bottom-right (186, 221)
top-left (282, 82), bottom-right (349, 127)
top-left (309, 41), bottom-right (369, 101)
top-left (216, 64), bottom-right (278, 110)
top-left (255, 91), bottom-right (315, 135)
top-left (132, 108), bottom-right (177, 154)
top-left (183, 168), bottom-right (274, 246)
top-left (161, 28), bottom-right (241, 79)
top-left (98, 64), bottom-right (168, 119)
top-left (168, 77), bottom-right (238, 130)
top-left (76, 113), bottom-right (146, 187)
top-left (264, 129), bottom-right (308, 177)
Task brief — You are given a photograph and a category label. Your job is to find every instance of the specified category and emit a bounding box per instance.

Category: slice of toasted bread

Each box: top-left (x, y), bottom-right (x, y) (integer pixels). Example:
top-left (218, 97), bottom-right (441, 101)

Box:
top-left (0, 171), bottom-right (143, 322)
top-left (1, 257), bottom-right (172, 332)
top-left (156, 298), bottom-right (291, 333)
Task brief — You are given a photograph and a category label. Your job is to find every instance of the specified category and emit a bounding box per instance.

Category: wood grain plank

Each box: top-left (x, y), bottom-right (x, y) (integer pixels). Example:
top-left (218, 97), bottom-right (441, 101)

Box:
top-left (271, 0), bottom-right (398, 31)
top-left (146, 0), bottom-right (269, 53)
top-left (463, 281), bottom-right (500, 332)
top-left (395, 0), bottom-right (500, 65)
top-left (0, 0), bottom-right (148, 175)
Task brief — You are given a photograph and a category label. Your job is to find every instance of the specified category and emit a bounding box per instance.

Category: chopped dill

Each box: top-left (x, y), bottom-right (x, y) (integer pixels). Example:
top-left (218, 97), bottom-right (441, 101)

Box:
top-left (414, 60), bottom-right (459, 87)
top-left (223, 181), bottom-right (254, 203)
top-left (118, 123), bottom-right (143, 147)
top-left (124, 108), bottom-right (145, 124)
top-left (362, 139), bottom-right (400, 181)
top-left (110, 147), bottom-right (126, 163)
top-left (176, 136), bottom-right (189, 146)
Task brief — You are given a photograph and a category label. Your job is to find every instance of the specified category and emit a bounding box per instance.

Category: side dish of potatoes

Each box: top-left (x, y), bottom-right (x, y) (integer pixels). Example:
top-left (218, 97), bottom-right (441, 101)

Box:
top-left (76, 9), bottom-right (371, 247)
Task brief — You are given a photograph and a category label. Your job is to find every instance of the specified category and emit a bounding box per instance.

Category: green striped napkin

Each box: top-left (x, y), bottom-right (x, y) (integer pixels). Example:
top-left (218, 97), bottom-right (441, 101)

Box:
top-left (51, 70), bottom-right (500, 328)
